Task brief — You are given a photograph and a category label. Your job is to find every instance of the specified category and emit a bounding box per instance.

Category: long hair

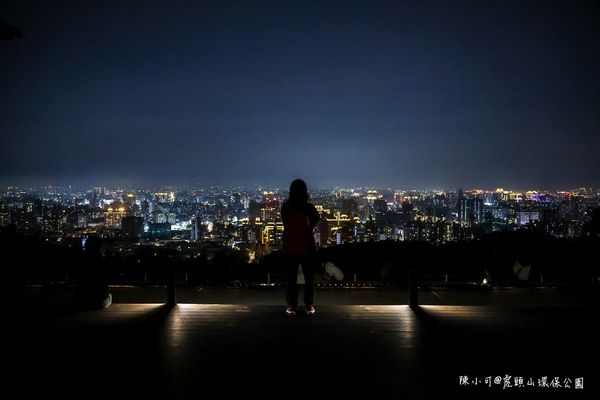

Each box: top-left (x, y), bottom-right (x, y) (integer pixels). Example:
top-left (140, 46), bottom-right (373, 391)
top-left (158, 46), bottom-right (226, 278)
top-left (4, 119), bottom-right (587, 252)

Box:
top-left (288, 179), bottom-right (309, 204)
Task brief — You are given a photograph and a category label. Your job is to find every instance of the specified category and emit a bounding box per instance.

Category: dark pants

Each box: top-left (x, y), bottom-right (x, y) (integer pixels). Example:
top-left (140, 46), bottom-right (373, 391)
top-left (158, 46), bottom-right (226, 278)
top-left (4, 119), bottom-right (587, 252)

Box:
top-left (285, 254), bottom-right (317, 308)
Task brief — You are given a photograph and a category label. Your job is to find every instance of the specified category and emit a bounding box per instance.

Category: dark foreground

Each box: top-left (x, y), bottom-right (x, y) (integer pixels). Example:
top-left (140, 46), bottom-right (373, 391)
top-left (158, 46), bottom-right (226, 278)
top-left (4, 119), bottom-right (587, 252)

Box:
top-left (7, 287), bottom-right (599, 399)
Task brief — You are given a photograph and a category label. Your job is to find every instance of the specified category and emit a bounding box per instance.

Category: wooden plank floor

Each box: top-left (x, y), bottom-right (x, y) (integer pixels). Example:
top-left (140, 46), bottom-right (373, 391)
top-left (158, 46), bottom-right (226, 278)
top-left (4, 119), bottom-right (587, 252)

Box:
top-left (7, 303), bottom-right (598, 399)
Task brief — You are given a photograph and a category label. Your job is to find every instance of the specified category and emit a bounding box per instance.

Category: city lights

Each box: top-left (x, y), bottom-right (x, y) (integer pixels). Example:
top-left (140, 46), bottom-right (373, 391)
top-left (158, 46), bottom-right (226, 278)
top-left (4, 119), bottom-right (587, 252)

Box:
top-left (1, 185), bottom-right (597, 256)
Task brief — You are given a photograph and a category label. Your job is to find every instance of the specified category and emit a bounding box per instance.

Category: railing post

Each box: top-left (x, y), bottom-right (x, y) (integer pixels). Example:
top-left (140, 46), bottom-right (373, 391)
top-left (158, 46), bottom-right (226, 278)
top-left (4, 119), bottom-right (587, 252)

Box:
top-left (167, 264), bottom-right (177, 307)
top-left (409, 268), bottom-right (418, 309)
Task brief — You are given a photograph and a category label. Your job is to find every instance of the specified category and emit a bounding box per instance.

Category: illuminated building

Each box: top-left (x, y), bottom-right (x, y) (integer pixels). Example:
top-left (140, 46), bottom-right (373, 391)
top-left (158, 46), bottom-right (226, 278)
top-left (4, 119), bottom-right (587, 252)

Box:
top-left (125, 193), bottom-right (136, 212)
top-left (458, 198), bottom-right (469, 224)
top-left (262, 222), bottom-right (284, 247)
top-left (508, 192), bottom-right (523, 202)
top-left (155, 191), bottom-right (176, 203)
top-left (77, 215), bottom-right (87, 228)
top-left (365, 190), bottom-right (380, 203)
top-left (241, 195), bottom-right (250, 209)
top-left (104, 204), bottom-right (127, 228)
top-left (149, 222), bottom-right (172, 239)
top-left (525, 191), bottom-right (538, 201)
top-left (443, 223), bottom-right (454, 242)
top-left (452, 222), bottom-right (473, 241)
top-left (90, 187), bottom-right (103, 208)
top-left (405, 220), bottom-right (456, 243)
top-left (154, 213), bottom-right (167, 223)
top-left (518, 211), bottom-right (540, 225)
top-left (260, 206), bottom-right (279, 223)
top-left (471, 198), bottom-right (484, 223)
top-left (484, 192), bottom-right (499, 206)
top-left (263, 191), bottom-right (279, 209)
top-left (361, 205), bottom-right (373, 222)
top-left (404, 221), bottom-right (421, 241)
top-left (427, 222), bottom-right (448, 244)
top-left (458, 198), bottom-right (483, 225)
top-left (256, 191), bottom-right (281, 223)
top-left (326, 212), bottom-right (353, 244)
top-left (191, 217), bottom-right (204, 241)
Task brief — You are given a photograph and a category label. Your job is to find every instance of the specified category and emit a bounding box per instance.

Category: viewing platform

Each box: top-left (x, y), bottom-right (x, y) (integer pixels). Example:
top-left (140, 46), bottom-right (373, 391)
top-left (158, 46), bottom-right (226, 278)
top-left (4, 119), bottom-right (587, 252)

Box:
top-left (8, 285), bottom-right (598, 399)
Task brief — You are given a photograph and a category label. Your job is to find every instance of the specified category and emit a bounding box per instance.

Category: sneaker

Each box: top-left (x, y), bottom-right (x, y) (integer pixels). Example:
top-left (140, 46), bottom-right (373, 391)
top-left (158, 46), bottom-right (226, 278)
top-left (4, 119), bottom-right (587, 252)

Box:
top-left (286, 306), bottom-right (296, 316)
top-left (305, 305), bottom-right (316, 315)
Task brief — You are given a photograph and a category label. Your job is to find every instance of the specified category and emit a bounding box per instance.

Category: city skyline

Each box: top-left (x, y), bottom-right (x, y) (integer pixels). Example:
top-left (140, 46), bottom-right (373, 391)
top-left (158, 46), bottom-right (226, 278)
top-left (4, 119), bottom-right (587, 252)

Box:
top-left (3, 177), bottom-right (597, 251)
top-left (1, 182), bottom-right (599, 195)
top-left (2, 1), bottom-right (600, 189)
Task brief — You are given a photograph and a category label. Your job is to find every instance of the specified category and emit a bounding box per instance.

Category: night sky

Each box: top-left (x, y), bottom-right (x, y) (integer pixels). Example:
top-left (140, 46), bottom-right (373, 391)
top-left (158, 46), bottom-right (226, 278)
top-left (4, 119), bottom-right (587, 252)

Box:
top-left (2, 0), bottom-right (600, 190)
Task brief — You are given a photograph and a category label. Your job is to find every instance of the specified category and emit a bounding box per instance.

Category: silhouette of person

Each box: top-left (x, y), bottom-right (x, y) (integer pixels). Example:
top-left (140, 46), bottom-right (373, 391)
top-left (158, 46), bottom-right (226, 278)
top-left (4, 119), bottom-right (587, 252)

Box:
top-left (0, 224), bottom-right (27, 302)
top-left (281, 179), bottom-right (320, 315)
top-left (73, 236), bottom-right (112, 310)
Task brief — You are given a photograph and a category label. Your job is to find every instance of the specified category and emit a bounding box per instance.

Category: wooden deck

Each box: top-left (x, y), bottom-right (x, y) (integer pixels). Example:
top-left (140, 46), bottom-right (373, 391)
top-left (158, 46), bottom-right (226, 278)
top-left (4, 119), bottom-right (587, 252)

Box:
top-left (8, 301), bottom-right (598, 399)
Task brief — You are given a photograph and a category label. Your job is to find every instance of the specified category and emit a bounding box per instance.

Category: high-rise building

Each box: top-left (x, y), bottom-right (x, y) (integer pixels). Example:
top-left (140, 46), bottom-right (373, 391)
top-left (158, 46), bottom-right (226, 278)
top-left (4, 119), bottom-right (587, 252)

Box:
top-left (458, 198), bottom-right (470, 224)
top-left (458, 198), bottom-right (484, 225)
top-left (260, 206), bottom-right (279, 223)
top-left (316, 217), bottom-right (329, 247)
top-left (262, 222), bottom-right (284, 247)
top-left (263, 191), bottom-right (279, 209)
top-left (404, 221), bottom-right (423, 241)
top-left (365, 190), bottom-right (379, 204)
top-left (105, 203), bottom-right (127, 228)
top-left (124, 193), bottom-right (136, 214)
top-left (471, 198), bottom-right (484, 224)
top-left (455, 188), bottom-right (465, 218)
top-left (361, 205), bottom-right (373, 222)
top-left (191, 217), bottom-right (204, 241)
top-left (90, 188), bottom-right (100, 208)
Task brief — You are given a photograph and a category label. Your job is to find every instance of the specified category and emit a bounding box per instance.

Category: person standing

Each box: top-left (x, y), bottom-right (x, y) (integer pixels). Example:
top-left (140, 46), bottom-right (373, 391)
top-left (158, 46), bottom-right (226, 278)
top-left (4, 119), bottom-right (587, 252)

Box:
top-left (73, 236), bottom-right (112, 310)
top-left (281, 179), bottom-right (320, 315)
